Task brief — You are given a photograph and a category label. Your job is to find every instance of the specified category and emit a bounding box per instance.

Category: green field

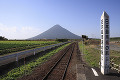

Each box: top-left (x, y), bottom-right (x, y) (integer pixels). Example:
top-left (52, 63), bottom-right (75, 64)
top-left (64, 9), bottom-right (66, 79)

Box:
top-left (0, 41), bottom-right (58, 55)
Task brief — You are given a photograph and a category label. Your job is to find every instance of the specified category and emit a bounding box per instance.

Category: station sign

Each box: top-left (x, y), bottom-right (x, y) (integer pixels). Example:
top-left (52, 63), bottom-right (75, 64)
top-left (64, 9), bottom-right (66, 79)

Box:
top-left (101, 11), bottom-right (110, 75)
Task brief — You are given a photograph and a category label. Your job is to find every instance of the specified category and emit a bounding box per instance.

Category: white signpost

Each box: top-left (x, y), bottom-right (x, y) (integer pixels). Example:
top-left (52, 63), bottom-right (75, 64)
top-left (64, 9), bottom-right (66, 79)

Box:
top-left (101, 11), bottom-right (110, 75)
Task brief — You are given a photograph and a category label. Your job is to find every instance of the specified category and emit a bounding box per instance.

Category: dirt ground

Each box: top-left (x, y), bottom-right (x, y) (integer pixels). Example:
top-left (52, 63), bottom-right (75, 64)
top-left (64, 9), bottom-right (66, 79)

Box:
top-left (110, 43), bottom-right (120, 51)
top-left (64, 42), bottom-right (77, 80)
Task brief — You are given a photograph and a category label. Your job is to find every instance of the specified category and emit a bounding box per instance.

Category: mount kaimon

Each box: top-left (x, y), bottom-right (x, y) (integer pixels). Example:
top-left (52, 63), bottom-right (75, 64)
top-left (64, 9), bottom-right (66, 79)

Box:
top-left (28, 25), bottom-right (81, 40)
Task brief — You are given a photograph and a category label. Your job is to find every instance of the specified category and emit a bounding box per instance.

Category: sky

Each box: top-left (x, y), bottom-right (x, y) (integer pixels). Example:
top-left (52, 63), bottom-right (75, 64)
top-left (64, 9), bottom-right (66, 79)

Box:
top-left (0, 0), bottom-right (120, 39)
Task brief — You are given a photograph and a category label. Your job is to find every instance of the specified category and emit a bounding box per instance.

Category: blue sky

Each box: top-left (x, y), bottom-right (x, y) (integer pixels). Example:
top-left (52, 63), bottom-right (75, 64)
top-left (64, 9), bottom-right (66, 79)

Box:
top-left (0, 0), bottom-right (120, 39)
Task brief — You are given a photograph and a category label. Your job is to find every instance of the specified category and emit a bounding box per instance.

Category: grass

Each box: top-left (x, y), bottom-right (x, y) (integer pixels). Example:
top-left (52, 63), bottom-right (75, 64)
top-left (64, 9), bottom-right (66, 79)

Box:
top-left (110, 50), bottom-right (120, 64)
top-left (0, 41), bottom-right (58, 55)
top-left (79, 42), bottom-right (100, 67)
top-left (79, 40), bottom-right (120, 67)
top-left (0, 42), bottom-right (71, 80)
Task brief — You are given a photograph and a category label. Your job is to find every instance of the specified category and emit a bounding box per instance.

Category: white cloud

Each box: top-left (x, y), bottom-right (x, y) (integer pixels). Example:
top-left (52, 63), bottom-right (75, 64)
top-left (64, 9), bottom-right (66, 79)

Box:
top-left (0, 23), bottom-right (41, 39)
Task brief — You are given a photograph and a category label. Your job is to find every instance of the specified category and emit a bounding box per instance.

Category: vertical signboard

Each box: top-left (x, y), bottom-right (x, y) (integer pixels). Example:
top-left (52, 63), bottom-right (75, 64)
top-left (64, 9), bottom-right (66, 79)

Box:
top-left (101, 11), bottom-right (110, 75)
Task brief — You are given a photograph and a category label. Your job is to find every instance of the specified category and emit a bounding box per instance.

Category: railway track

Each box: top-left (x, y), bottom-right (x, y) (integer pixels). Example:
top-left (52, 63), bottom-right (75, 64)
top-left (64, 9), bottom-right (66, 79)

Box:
top-left (42, 43), bottom-right (75, 80)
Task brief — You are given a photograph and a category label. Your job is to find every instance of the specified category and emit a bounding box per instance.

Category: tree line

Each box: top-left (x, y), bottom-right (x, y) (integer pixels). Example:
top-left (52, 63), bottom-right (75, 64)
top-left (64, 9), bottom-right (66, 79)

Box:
top-left (0, 36), bottom-right (8, 40)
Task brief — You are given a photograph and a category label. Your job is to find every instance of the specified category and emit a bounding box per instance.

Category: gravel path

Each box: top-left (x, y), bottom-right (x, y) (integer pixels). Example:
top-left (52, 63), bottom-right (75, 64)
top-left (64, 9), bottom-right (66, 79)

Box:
top-left (110, 44), bottom-right (120, 51)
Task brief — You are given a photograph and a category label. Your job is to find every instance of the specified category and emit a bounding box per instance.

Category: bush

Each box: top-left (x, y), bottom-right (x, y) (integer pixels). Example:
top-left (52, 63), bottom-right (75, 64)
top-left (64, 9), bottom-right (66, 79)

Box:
top-left (56, 39), bottom-right (68, 42)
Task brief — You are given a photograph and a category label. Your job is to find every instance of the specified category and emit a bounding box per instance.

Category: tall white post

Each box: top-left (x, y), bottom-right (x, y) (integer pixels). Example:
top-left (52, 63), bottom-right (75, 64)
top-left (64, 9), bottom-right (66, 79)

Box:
top-left (101, 11), bottom-right (110, 75)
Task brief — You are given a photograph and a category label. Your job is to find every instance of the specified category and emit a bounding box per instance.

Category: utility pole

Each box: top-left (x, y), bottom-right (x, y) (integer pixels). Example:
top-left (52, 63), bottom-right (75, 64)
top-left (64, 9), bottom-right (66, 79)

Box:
top-left (82, 38), bottom-right (84, 55)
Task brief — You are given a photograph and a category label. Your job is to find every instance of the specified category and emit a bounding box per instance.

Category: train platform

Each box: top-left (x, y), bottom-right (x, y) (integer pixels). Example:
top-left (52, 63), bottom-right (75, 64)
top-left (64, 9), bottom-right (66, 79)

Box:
top-left (77, 46), bottom-right (120, 80)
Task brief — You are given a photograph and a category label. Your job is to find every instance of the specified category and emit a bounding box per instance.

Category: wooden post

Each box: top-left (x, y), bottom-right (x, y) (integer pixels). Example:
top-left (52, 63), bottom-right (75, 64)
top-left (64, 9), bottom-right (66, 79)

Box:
top-left (34, 49), bottom-right (35, 55)
top-left (16, 53), bottom-right (18, 62)
top-left (24, 56), bottom-right (26, 75)
top-left (16, 53), bottom-right (19, 67)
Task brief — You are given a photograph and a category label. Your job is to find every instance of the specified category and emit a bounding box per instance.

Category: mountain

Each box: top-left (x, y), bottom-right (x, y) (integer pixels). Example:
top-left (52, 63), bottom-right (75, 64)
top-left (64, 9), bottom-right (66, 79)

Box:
top-left (28, 25), bottom-right (81, 40)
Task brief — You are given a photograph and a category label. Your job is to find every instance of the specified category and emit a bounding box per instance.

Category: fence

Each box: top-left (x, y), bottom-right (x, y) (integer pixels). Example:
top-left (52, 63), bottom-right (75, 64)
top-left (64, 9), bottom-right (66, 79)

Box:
top-left (0, 42), bottom-right (69, 66)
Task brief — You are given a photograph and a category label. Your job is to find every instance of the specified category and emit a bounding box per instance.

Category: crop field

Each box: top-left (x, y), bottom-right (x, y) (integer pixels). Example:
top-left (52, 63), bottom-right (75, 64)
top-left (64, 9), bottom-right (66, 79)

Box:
top-left (79, 39), bottom-right (120, 67)
top-left (0, 43), bottom-right (70, 80)
top-left (0, 41), bottom-right (58, 56)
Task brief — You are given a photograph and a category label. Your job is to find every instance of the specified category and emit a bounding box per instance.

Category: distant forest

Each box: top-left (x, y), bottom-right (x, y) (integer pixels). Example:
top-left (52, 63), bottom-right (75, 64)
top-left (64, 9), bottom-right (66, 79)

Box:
top-left (0, 36), bottom-right (8, 40)
top-left (110, 37), bottom-right (120, 41)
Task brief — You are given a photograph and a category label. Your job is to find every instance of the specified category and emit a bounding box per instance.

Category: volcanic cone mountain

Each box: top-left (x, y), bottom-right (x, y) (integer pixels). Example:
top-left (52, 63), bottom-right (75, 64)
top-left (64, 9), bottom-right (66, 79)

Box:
top-left (29, 25), bottom-right (81, 39)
